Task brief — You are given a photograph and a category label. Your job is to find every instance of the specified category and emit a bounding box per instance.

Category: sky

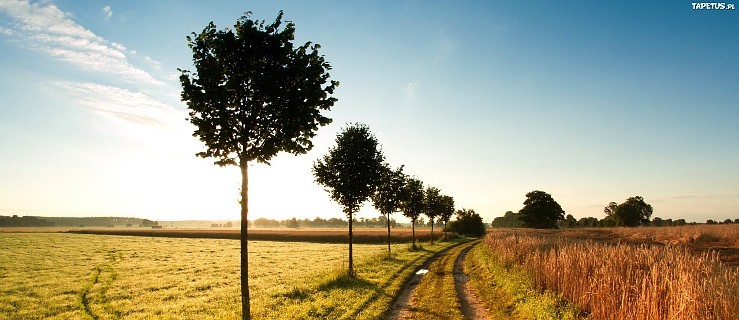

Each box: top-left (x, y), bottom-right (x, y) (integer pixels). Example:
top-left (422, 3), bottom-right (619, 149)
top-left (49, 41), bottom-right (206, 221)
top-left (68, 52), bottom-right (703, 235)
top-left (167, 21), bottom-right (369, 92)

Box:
top-left (0, 0), bottom-right (737, 223)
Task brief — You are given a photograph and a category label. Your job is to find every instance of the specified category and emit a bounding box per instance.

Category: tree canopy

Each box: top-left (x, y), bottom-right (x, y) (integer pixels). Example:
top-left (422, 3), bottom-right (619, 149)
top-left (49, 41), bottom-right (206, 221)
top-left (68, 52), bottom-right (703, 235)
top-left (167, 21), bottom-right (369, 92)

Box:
top-left (448, 208), bottom-right (486, 237)
top-left (371, 164), bottom-right (407, 217)
top-left (313, 123), bottom-right (385, 215)
top-left (180, 11), bottom-right (338, 167)
top-left (518, 190), bottom-right (565, 229)
top-left (607, 196), bottom-right (653, 227)
top-left (371, 163), bottom-right (407, 257)
top-left (438, 195), bottom-right (455, 227)
top-left (401, 177), bottom-right (425, 248)
top-left (491, 211), bottom-right (522, 228)
top-left (423, 186), bottom-right (442, 243)
top-left (312, 123), bottom-right (385, 274)
top-left (179, 11), bottom-right (337, 319)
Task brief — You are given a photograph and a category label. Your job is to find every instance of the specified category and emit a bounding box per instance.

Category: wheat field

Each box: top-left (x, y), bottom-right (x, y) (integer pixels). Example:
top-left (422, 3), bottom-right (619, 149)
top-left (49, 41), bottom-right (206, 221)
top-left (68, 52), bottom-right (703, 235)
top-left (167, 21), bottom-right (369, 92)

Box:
top-left (483, 227), bottom-right (739, 319)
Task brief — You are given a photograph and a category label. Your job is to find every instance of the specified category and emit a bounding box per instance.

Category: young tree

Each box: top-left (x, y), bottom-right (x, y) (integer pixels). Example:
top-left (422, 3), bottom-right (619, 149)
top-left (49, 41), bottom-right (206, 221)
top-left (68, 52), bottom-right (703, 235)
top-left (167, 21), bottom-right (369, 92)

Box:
top-left (312, 123), bottom-right (384, 275)
top-left (371, 163), bottom-right (407, 258)
top-left (179, 11), bottom-right (338, 319)
top-left (438, 195), bottom-right (455, 240)
top-left (518, 190), bottom-right (565, 229)
top-left (423, 186), bottom-right (442, 244)
top-left (401, 177), bottom-right (425, 249)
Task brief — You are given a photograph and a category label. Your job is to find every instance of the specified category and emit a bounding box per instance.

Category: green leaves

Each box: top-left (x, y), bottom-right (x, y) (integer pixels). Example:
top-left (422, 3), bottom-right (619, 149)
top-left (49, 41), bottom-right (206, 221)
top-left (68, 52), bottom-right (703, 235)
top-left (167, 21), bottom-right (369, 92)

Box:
top-left (610, 196), bottom-right (653, 227)
top-left (401, 177), bottom-right (425, 221)
top-left (179, 11), bottom-right (338, 167)
top-left (518, 190), bottom-right (565, 229)
top-left (371, 164), bottom-right (407, 216)
top-left (312, 123), bottom-right (385, 216)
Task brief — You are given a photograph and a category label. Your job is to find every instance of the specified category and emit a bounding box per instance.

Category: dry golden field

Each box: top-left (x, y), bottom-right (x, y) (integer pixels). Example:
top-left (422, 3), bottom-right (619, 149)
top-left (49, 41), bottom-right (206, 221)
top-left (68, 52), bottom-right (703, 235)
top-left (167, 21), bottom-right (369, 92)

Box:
top-left (483, 225), bottom-right (739, 319)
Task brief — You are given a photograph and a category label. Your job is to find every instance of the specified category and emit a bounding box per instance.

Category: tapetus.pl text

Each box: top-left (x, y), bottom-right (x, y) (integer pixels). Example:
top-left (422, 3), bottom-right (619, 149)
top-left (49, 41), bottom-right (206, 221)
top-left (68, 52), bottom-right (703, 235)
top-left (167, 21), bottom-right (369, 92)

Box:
top-left (692, 2), bottom-right (735, 9)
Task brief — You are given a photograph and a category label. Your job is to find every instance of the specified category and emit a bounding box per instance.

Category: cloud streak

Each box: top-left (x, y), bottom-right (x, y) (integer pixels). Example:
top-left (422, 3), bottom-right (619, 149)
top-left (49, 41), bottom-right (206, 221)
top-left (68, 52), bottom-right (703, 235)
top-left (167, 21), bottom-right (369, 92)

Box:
top-left (53, 81), bottom-right (183, 128)
top-left (0, 0), bottom-right (161, 85)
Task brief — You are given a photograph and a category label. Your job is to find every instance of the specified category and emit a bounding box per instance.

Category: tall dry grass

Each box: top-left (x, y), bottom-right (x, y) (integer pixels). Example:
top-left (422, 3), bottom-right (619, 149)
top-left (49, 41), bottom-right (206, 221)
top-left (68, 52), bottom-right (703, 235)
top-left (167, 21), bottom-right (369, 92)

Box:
top-left (484, 230), bottom-right (739, 319)
top-left (609, 224), bottom-right (739, 247)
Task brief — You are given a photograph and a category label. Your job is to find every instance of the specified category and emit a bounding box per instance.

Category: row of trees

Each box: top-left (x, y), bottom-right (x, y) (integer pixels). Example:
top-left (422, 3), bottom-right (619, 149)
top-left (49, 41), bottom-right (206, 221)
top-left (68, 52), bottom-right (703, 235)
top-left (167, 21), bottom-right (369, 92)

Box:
top-left (179, 11), bottom-right (482, 319)
top-left (312, 123), bottom-right (463, 274)
top-left (492, 192), bottom-right (646, 229)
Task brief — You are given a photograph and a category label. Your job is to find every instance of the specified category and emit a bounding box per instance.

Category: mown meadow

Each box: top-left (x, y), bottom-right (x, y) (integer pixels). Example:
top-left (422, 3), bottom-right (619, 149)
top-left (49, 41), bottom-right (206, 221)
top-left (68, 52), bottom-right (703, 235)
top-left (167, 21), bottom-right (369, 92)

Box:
top-left (0, 233), bottom-right (463, 319)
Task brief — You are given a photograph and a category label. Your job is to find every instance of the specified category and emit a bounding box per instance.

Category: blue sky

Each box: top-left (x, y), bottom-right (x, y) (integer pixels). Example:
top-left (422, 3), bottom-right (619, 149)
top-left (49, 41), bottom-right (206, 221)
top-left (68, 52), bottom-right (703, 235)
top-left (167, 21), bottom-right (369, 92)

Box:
top-left (0, 0), bottom-right (737, 223)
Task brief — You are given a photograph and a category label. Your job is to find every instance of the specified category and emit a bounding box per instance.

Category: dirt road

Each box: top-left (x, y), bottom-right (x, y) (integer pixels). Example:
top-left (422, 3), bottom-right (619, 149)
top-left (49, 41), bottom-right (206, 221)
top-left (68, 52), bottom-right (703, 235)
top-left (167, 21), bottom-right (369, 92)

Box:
top-left (386, 240), bottom-right (489, 320)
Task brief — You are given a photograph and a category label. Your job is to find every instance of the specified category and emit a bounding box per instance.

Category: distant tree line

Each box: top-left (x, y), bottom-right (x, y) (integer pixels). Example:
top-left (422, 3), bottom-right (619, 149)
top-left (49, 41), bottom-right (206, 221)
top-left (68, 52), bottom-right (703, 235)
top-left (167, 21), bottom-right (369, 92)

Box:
top-left (0, 216), bottom-right (152, 227)
top-left (491, 192), bottom-right (738, 229)
top-left (0, 215), bottom-right (55, 227)
top-left (211, 221), bottom-right (234, 228)
top-left (250, 216), bottom-right (399, 229)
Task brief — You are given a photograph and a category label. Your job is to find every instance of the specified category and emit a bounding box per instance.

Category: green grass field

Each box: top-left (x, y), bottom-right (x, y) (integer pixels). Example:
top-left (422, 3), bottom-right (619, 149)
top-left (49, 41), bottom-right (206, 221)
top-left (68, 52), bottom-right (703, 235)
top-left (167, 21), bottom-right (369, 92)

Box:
top-left (0, 232), bottom-right (461, 319)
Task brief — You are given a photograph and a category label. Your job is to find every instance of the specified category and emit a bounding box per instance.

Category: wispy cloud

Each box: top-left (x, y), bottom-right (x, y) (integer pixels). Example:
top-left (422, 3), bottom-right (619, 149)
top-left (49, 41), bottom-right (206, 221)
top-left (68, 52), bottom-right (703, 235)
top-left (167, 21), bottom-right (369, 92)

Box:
top-left (403, 82), bottom-right (420, 104)
top-left (102, 5), bottom-right (111, 19)
top-left (0, 0), bottom-right (162, 85)
top-left (52, 81), bottom-right (183, 128)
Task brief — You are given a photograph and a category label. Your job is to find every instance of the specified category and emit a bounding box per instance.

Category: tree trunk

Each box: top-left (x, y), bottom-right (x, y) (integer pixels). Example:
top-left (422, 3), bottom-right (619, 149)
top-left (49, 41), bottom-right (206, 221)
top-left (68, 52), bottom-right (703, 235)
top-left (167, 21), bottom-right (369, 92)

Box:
top-left (348, 206), bottom-right (354, 276)
top-left (412, 219), bottom-right (416, 249)
top-left (430, 218), bottom-right (434, 244)
top-left (240, 163), bottom-right (250, 320)
top-left (443, 221), bottom-right (447, 241)
top-left (386, 212), bottom-right (391, 259)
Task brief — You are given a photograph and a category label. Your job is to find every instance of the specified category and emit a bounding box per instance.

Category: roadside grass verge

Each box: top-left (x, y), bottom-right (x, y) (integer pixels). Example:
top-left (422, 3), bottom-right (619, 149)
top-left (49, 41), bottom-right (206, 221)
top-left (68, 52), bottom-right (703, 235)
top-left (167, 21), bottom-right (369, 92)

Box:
top-left (464, 243), bottom-right (582, 320)
top-left (262, 237), bottom-right (470, 320)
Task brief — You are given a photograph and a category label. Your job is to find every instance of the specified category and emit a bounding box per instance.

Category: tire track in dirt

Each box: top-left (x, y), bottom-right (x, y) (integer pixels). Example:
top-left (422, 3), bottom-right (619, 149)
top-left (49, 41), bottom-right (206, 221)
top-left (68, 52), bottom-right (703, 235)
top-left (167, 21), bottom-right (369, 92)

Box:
top-left (385, 240), bottom-right (471, 320)
top-left (386, 240), bottom-right (486, 320)
top-left (454, 241), bottom-right (490, 320)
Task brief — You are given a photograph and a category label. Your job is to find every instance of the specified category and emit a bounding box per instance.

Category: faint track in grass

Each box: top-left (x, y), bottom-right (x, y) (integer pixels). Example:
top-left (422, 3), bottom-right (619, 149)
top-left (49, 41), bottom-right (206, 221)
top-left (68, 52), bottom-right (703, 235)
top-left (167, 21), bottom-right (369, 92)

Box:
top-left (80, 266), bottom-right (101, 320)
top-left (79, 250), bottom-right (121, 320)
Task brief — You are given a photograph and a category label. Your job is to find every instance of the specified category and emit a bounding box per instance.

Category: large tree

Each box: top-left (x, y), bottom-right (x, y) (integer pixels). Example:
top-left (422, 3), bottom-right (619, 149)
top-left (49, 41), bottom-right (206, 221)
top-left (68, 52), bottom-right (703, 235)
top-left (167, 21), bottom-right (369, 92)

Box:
top-left (371, 163), bottom-right (407, 258)
top-left (518, 190), bottom-right (565, 229)
top-left (179, 11), bottom-right (337, 319)
top-left (609, 196), bottom-right (653, 227)
top-left (401, 177), bottom-right (425, 249)
top-left (312, 123), bottom-right (385, 275)
top-left (423, 186), bottom-right (442, 244)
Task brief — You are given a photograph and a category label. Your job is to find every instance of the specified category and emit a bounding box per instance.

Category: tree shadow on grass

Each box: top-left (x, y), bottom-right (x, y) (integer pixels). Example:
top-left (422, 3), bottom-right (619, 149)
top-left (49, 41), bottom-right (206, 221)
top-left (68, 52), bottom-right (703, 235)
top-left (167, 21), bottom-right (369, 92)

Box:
top-left (317, 272), bottom-right (378, 292)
